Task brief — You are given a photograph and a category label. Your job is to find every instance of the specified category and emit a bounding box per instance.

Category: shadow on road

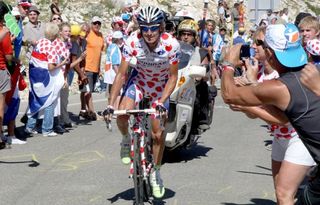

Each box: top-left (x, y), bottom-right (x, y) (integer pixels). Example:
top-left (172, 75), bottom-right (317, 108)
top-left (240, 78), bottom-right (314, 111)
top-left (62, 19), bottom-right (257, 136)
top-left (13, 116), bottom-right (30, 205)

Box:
top-left (0, 160), bottom-right (40, 167)
top-left (221, 198), bottom-right (276, 205)
top-left (162, 143), bottom-right (213, 164)
top-left (107, 187), bottom-right (175, 204)
top-left (237, 164), bottom-right (272, 177)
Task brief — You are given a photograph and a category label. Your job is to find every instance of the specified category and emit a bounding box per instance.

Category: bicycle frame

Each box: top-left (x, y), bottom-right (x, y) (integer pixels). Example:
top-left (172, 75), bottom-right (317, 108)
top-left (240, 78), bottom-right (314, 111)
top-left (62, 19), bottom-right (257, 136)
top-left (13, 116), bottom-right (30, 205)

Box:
top-left (113, 109), bottom-right (155, 205)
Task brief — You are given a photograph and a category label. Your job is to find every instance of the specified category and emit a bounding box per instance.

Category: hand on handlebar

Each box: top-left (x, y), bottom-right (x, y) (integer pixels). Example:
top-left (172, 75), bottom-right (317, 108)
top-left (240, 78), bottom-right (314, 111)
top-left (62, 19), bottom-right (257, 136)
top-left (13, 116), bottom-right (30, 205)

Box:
top-left (103, 105), bottom-right (114, 121)
top-left (153, 100), bottom-right (167, 119)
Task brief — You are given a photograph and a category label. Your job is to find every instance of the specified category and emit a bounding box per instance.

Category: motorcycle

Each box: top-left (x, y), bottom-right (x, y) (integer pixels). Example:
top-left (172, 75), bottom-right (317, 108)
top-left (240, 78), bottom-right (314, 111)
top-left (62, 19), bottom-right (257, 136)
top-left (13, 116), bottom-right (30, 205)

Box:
top-left (165, 42), bottom-right (215, 151)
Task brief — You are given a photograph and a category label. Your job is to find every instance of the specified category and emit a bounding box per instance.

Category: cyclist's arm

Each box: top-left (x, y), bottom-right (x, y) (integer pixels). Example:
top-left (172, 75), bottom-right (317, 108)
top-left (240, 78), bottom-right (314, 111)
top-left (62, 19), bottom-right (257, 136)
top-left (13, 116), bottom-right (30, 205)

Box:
top-left (109, 59), bottom-right (129, 106)
top-left (159, 63), bottom-right (178, 104)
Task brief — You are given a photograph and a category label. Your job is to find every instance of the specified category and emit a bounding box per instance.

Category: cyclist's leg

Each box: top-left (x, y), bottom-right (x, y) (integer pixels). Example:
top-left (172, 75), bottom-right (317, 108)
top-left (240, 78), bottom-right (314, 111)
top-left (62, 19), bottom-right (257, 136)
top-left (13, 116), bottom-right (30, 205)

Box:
top-left (149, 99), bottom-right (169, 198)
top-left (116, 83), bottom-right (142, 135)
top-left (117, 83), bottom-right (143, 164)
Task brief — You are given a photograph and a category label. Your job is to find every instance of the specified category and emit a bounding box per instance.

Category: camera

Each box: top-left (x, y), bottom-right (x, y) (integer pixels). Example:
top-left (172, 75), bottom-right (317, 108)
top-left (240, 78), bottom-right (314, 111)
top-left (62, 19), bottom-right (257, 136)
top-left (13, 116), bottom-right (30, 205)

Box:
top-left (239, 44), bottom-right (251, 60)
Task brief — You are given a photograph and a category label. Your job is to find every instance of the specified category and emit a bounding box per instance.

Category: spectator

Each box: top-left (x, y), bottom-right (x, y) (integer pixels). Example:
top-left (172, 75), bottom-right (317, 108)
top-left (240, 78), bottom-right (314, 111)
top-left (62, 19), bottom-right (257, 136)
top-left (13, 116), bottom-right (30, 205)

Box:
top-left (0, 1), bottom-right (13, 149)
top-left (217, 0), bottom-right (226, 27)
top-left (25, 23), bottom-right (68, 137)
top-left (105, 16), bottom-right (124, 47)
top-left (23, 5), bottom-right (46, 59)
top-left (231, 3), bottom-right (240, 32)
top-left (300, 39), bottom-right (320, 96)
top-left (233, 27), bottom-right (246, 45)
top-left (78, 23), bottom-right (90, 120)
top-left (233, 26), bottom-right (316, 205)
top-left (83, 16), bottom-right (105, 120)
top-left (50, 13), bottom-right (62, 25)
top-left (294, 12), bottom-right (311, 27)
top-left (50, 0), bottom-right (61, 16)
top-left (221, 23), bottom-right (320, 205)
top-left (281, 8), bottom-right (289, 23)
top-left (298, 16), bottom-right (320, 47)
top-left (3, 5), bottom-right (27, 145)
top-left (104, 31), bottom-right (123, 108)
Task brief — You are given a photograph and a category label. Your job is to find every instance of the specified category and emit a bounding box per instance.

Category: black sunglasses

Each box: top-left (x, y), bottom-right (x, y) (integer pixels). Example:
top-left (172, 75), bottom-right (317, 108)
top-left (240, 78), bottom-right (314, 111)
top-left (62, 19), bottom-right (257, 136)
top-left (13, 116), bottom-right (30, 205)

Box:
top-left (52, 17), bottom-right (61, 21)
top-left (254, 39), bottom-right (264, 46)
top-left (93, 21), bottom-right (101, 26)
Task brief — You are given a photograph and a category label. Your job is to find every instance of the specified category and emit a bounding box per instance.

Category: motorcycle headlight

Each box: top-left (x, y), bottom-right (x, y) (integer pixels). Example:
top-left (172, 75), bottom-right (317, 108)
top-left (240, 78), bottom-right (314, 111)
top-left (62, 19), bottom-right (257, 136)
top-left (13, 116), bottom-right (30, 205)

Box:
top-left (177, 76), bottom-right (185, 87)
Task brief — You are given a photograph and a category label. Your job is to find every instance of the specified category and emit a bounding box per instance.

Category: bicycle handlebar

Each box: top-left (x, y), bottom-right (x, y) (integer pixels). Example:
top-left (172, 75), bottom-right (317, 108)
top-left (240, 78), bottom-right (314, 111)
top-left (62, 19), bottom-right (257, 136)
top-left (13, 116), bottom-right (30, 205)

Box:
top-left (113, 109), bottom-right (156, 115)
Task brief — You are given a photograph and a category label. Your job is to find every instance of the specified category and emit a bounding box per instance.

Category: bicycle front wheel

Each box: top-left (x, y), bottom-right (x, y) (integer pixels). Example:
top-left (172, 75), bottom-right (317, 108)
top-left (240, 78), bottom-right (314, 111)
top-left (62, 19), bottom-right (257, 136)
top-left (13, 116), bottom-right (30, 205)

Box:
top-left (133, 133), bottom-right (145, 205)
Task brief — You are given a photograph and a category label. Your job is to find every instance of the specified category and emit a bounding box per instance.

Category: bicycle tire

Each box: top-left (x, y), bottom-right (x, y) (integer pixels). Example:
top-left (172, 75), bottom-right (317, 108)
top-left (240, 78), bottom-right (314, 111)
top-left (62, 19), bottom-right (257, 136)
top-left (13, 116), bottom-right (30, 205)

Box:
top-left (133, 133), bottom-right (145, 205)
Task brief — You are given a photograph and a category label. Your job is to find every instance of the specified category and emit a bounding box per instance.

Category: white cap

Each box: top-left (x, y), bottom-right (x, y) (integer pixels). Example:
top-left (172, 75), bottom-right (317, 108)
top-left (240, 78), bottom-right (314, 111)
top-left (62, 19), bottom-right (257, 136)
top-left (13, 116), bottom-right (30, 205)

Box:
top-left (11, 7), bottom-right (20, 17)
top-left (265, 23), bottom-right (307, 68)
top-left (175, 10), bottom-right (195, 20)
top-left (112, 31), bottom-right (123, 39)
top-left (91, 16), bottom-right (102, 23)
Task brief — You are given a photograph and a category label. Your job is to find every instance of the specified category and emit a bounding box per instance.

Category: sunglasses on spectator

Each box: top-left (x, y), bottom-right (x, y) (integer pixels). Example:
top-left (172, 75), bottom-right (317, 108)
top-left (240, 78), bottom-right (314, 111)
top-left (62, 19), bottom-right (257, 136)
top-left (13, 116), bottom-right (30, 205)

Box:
top-left (20, 0), bottom-right (32, 3)
top-left (140, 24), bottom-right (160, 32)
top-left (254, 39), bottom-right (264, 46)
top-left (181, 32), bottom-right (193, 37)
top-left (52, 17), bottom-right (61, 21)
top-left (93, 21), bottom-right (101, 26)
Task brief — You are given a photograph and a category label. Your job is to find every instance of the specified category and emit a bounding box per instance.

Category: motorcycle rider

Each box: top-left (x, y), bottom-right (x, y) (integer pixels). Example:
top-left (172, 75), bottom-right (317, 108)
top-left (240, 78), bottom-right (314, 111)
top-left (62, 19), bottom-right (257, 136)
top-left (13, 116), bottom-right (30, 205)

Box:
top-left (106, 6), bottom-right (180, 199)
top-left (177, 19), bottom-right (217, 132)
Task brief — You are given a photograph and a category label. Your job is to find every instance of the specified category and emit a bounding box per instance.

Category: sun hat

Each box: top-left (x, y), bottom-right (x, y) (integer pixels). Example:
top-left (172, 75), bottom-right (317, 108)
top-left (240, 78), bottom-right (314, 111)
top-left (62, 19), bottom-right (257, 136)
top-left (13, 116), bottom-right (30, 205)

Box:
top-left (28, 5), bottom-right (40, 14)
top-left (112, 31), bottom-right (123, 39)
top-left (70, 24), bottom-right (81, 36)
top-left (265, 23), bottom-right (307, 68)
top-left (17, 0), bottom-right (32, 7)
top-left (306, 39), bottom-right (320, 56)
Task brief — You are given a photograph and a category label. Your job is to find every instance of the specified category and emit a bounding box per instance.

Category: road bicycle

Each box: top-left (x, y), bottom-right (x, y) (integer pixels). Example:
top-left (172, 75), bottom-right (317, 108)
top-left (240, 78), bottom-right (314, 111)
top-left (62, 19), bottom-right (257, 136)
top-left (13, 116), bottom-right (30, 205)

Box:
top-left (105, 99), bottom-right (159, 205)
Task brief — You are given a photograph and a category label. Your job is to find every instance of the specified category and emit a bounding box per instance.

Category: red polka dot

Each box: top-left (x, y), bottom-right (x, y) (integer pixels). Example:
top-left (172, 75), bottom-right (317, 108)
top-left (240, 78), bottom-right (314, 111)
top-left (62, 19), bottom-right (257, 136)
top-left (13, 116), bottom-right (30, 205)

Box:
top-left (151, 92), bottom-right (157, 98)
top-left (155, 86), bottom-right (162, 92)
top-left (137, 33), bottom-right (142, 39)
top-left (146, 69), bottom-right (152, 73)
top-left (280, 127), bottom-right (288, 133)
top-left (162, 33), bottom-right (169, 40)
top-left (130, 41), bottom-right (135, 48)
top-left (165, 45), bottom-right (172, 52)
top-left (152, 78), bottom-right (159, 82)
top-left (153, 73), bottom-right (160, 77)
top-left (147, 81), bottom-right (155, 88)
top-left (172, 61), bottom-right (178, 65)
top-left (132, 50), bottom-right (137, 56)
top-left (138, 93), bottom-right (143, 100)
top-left (138, 80), bottom-right (145, 86)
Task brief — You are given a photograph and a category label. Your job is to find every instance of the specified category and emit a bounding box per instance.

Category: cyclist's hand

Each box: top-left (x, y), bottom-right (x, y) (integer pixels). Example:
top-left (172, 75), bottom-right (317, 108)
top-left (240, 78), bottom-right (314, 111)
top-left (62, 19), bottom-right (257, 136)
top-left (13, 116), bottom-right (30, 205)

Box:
top-left (153, 100), bottom-right (167, 119)
top-left (103, 105), bottom-right (114, 121)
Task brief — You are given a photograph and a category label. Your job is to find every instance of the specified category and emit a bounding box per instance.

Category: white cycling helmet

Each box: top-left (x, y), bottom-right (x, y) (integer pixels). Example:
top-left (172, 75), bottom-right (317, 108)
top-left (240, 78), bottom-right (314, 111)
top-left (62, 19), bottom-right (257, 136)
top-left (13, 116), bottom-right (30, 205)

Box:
top-left (137, 6), bottom-right (164, 25)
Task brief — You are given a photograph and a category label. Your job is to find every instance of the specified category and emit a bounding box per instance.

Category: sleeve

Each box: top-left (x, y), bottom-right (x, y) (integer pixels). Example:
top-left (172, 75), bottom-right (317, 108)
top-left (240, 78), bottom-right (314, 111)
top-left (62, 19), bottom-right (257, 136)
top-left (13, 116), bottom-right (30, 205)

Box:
top-left (168, 38), bottom-right (181, 65)
top-left (1, 33), bottom-right (13, 55)
top-left (47, 45), bottom-right (58, 64)
top-left (122, 35), bottom-right (133, 62)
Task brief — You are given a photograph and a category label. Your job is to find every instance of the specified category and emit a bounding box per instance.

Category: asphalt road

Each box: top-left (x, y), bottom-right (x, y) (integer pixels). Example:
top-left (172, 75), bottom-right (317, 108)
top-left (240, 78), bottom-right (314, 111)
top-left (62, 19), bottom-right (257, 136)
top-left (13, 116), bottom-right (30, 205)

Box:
top-left (0, 91), bottom-right (277, 205)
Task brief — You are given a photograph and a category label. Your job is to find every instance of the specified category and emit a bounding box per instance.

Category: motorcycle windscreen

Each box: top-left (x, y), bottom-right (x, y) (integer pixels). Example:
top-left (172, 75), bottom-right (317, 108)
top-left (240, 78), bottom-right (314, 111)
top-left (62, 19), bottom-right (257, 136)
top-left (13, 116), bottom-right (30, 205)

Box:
top-left (178, 41), bottom-right (195, 70)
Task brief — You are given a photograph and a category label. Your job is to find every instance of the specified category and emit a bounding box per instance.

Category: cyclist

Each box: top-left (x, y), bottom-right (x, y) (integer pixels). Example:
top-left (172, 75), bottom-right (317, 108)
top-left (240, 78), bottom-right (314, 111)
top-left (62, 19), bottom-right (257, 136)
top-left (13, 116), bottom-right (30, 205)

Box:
top-left (106, 6), bottom-right (180, 199)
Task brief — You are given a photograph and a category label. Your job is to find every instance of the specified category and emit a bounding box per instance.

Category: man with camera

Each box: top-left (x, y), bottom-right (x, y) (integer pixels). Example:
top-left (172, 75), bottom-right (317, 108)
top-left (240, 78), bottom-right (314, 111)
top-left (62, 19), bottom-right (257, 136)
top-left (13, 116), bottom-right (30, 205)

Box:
top-left (221, 23), bottom-right (320, 204)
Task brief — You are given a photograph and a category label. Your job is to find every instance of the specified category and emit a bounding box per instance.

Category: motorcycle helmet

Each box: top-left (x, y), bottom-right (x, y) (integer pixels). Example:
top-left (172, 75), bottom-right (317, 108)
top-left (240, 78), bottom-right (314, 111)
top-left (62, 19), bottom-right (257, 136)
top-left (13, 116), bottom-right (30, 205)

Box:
top-left (137, 6), bottom-right (164, 25)
top-left (177, 19), bottom-right (198, 36)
